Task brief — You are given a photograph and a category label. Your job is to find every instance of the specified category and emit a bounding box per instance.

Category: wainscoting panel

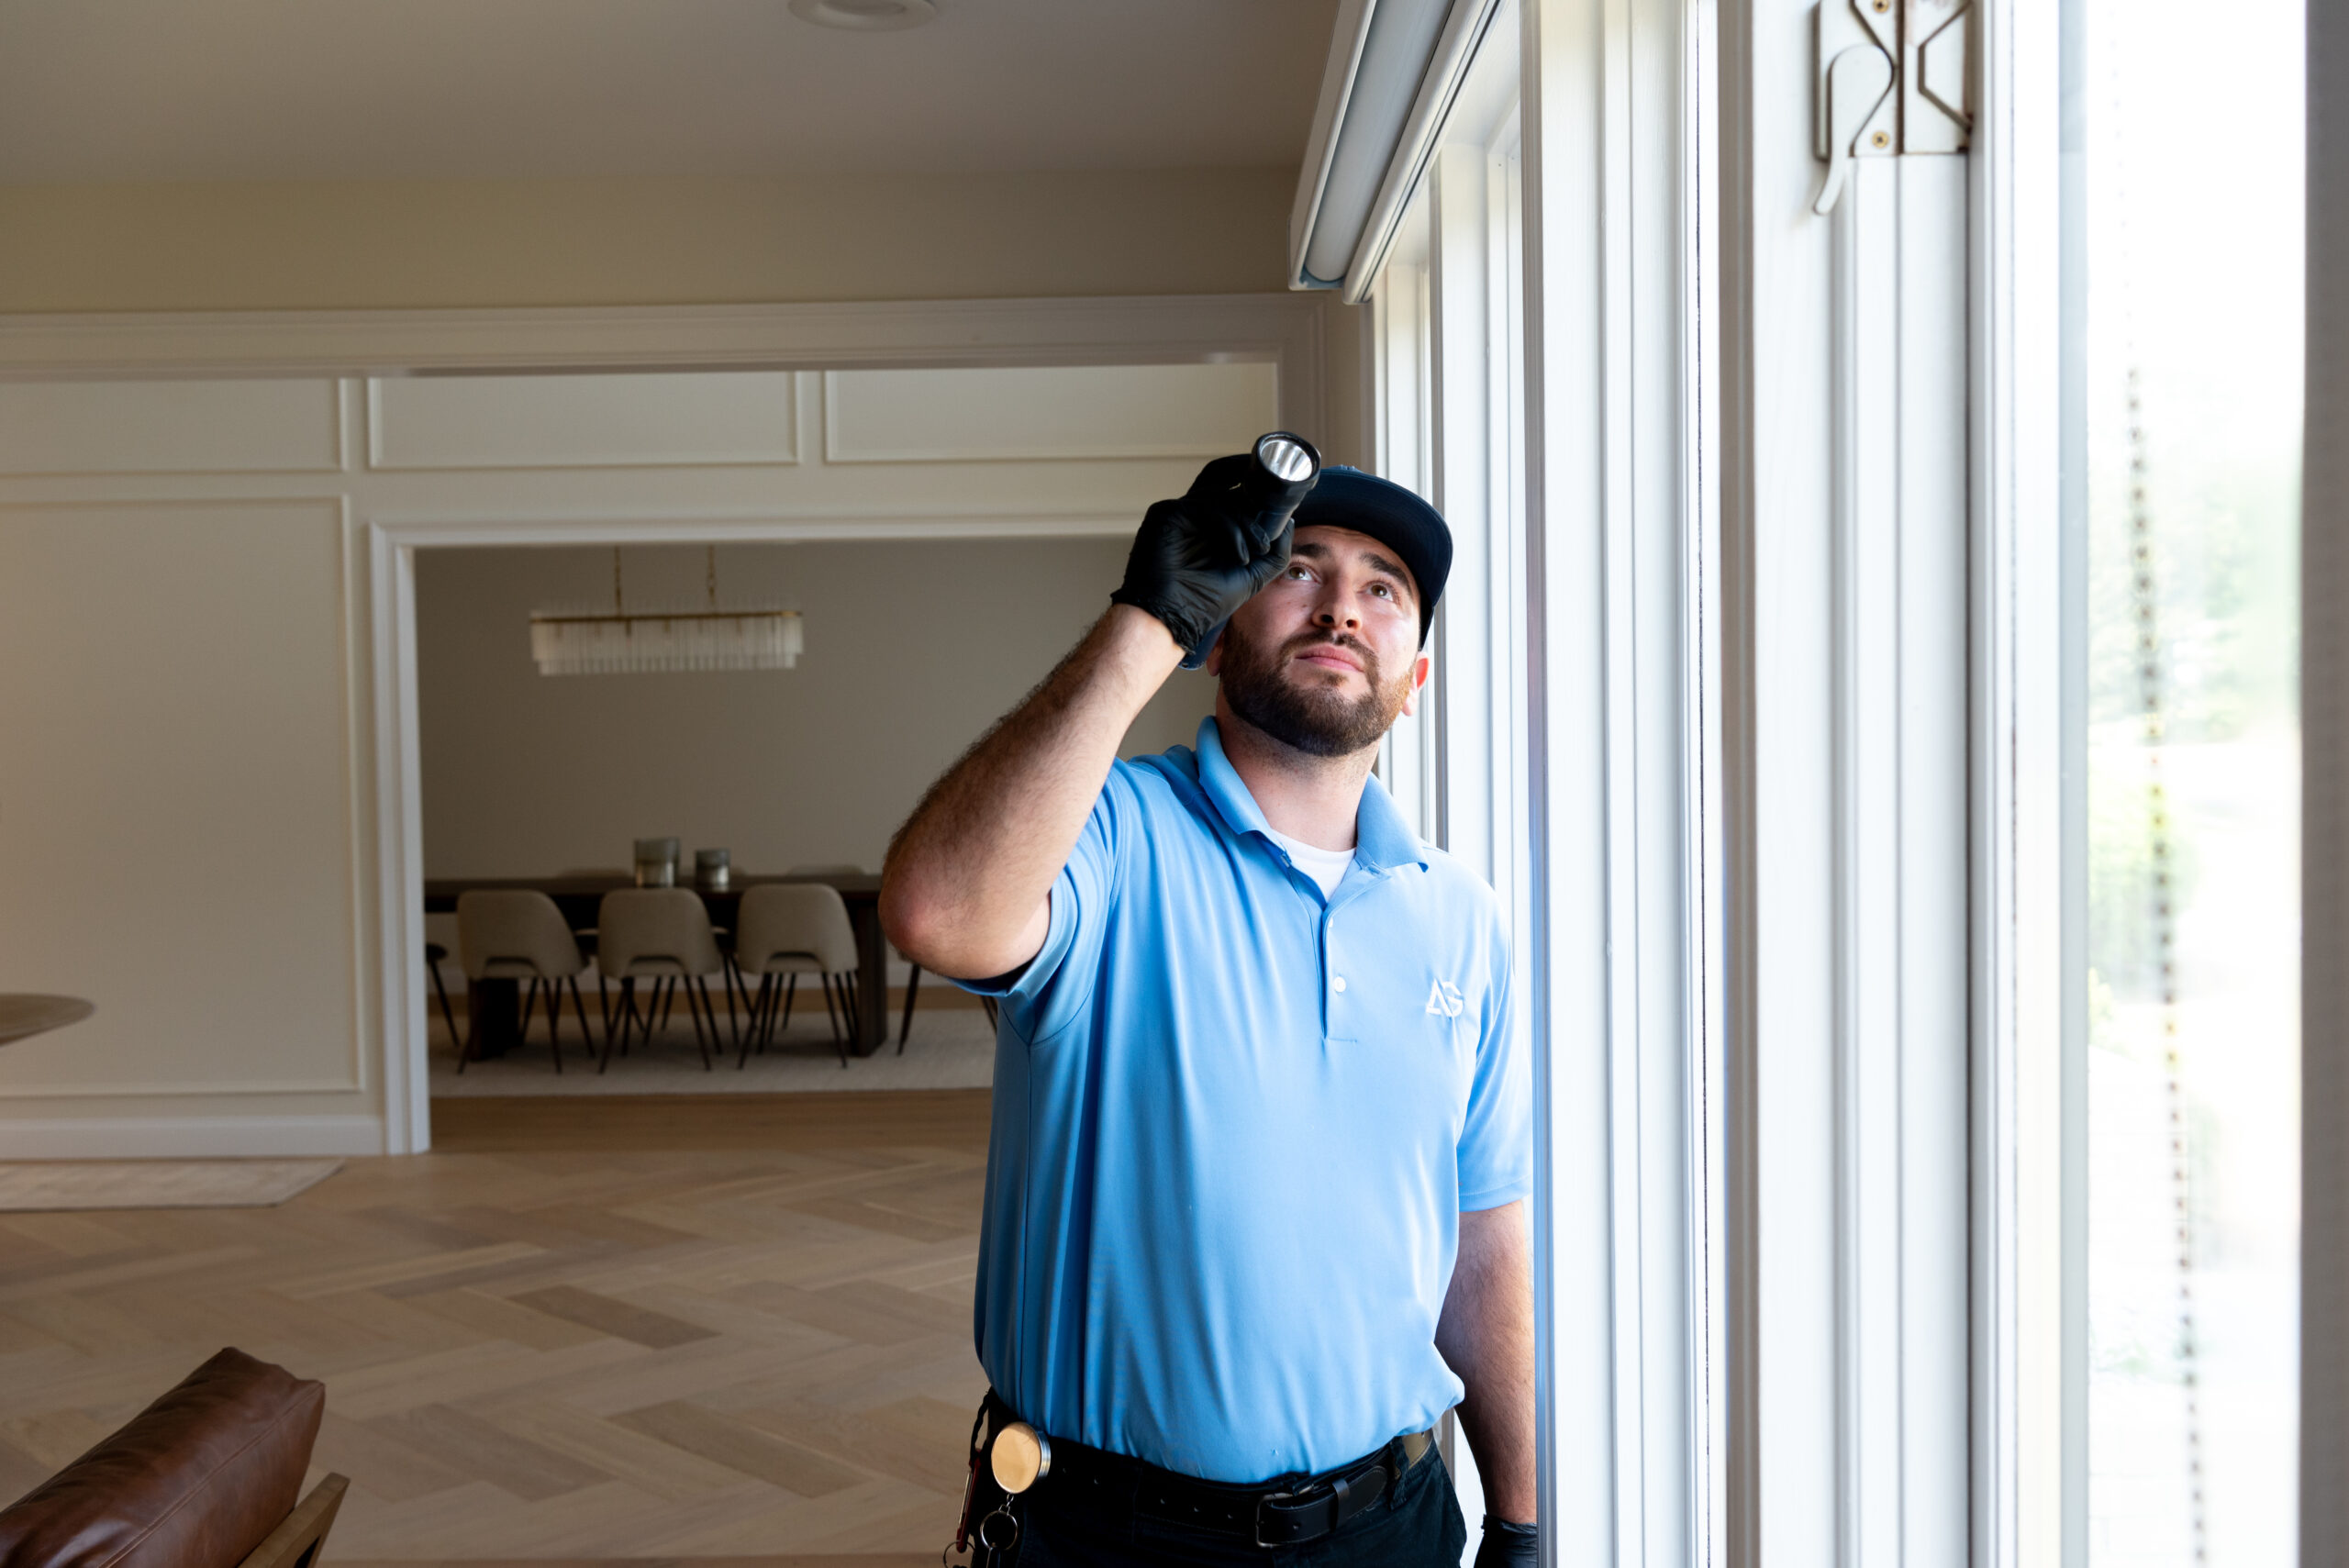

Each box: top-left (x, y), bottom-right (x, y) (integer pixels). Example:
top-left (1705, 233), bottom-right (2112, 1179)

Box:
top-left (824, 361), bottom-right (1277, 463)
top-left (0, 499), bottom-right (364, 1106)
top-left (0, 379), bottom-right (342, 475)
top-left (369, 373), bottom-right (800, 471)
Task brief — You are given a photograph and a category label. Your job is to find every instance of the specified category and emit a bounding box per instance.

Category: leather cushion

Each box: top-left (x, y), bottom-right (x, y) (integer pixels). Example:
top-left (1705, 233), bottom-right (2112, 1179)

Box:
top-left (0, 1347), bottom-right (325, 1568)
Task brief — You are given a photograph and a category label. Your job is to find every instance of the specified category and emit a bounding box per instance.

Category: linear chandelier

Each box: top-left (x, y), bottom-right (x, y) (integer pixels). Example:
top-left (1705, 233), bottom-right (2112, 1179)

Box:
top-left (530, 547), bottom-right (803, 675)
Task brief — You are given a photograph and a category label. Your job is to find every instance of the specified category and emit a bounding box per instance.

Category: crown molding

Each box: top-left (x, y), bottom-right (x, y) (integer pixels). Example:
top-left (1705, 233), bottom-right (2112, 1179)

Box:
top-left (0, 294), bottom-right (1328, 387)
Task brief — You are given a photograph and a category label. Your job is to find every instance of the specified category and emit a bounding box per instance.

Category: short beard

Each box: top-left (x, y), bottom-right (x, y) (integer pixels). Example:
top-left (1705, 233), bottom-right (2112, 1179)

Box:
top-left (1219, 625), bottom-right (1414, 760)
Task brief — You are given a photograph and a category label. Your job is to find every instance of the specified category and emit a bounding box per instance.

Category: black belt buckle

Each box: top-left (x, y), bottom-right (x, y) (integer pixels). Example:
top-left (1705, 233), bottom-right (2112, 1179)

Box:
top-left (1255, 1448), bottom-right (1401, 1549)
top-left (1253, 1478), bottom-right (1341, 1549)
top-left (1253, 1486), bottom-right (1311, 1549)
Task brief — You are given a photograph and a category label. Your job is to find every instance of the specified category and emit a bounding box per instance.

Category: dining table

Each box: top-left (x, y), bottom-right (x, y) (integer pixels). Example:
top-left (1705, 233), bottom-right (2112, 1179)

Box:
top-left (0, 995), bottom-right (95, 1047)
top-left (422, 872), bottom-right (889, 1058)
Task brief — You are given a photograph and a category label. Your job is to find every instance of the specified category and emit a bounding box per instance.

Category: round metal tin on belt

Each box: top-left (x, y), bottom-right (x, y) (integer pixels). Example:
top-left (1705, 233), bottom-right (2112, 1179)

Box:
top-left (989, 1421), bottom-right (1052, 1494)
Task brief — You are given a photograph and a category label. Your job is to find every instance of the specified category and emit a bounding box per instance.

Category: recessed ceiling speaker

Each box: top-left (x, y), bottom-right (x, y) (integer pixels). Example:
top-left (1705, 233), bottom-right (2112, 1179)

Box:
top-left (787, 0), bottom-right (937, 29)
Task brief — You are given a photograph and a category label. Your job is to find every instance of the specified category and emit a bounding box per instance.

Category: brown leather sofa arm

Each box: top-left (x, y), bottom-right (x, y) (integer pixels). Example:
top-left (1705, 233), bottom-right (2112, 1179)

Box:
top-left (230, 1474), bottom-right (347, 1568)
top-left (0, 1348), bottom-right (327, 1568)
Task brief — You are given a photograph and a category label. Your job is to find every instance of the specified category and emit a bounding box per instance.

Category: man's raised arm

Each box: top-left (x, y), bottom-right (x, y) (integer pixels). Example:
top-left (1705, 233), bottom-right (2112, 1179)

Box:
top-left (880, 606), bottom-right (1182, 981)
top-left (881, 446), bottom-right (1317, 982)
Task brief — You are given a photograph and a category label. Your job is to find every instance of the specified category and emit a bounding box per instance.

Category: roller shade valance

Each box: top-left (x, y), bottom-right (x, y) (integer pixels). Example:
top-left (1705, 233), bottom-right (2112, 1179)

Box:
top-left (1288, 0), bottom-right (1505, 302)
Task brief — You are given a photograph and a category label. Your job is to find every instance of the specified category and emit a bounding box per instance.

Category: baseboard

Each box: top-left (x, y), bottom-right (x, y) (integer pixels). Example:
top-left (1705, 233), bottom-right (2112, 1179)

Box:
top-left (0, 1114), bottom-right (384, 1160)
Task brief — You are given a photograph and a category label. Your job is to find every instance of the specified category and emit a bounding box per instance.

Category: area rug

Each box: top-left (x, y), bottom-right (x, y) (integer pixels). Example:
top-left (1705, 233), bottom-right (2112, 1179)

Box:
top-left (0, 1158), bottom-right (343, 1211)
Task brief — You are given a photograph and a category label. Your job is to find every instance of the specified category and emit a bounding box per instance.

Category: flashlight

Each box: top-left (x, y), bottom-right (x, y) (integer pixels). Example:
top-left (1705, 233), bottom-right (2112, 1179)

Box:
top-left (1249, 430), bottom-right (1320, 492)
top-left (1211, 430), bottom-right (1319, 558)
top-left (1177, 431), bottom-right (1322, 669)
top-left (1227, 431), bottom-right (1321, 539)
top-left (1198, 431), bottom-right (1321, 537)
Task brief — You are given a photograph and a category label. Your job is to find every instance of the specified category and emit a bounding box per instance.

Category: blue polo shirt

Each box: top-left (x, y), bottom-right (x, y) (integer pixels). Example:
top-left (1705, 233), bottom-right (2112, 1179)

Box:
top-left (959, 717), bottom-right (1530, 1484)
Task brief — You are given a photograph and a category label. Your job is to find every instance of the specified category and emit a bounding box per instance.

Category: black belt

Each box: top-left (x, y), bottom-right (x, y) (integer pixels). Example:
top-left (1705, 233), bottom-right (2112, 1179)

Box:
top-left (982, 1392), bottom-right (1434, 1550)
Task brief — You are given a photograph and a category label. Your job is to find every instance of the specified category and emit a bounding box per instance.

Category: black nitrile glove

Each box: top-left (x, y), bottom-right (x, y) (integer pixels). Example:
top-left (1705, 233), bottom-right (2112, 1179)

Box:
top-left (1475, 1516), bottom-right (1538, 1568)
top-left (1108, 450), bottom-right (1317, 662)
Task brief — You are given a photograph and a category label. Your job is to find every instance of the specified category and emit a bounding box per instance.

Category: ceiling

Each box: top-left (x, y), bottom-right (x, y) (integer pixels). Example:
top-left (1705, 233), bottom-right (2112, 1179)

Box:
top-left (0, 0), bottom-right (1341, 183)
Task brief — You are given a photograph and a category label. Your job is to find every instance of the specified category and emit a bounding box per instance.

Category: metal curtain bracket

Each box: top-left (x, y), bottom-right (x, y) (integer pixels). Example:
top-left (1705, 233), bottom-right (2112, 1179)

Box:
top-left (1811, 0), bottom-right (1975, 214)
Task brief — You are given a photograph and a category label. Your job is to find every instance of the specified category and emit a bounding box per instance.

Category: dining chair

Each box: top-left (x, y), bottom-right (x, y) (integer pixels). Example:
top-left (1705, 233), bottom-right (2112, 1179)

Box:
top-left (454, 891), bottom-right (594, 1073)
top-left (554, 868), bottom-right (630, 1030)
top-left (789, 862), bottom-right (917, 1052)
top-left (595, 889), bottom-right (730, 1073)
top-left (734, 884), bottom-right (861, 1069)
top-left (422, 911), bottom-right (462, 1050)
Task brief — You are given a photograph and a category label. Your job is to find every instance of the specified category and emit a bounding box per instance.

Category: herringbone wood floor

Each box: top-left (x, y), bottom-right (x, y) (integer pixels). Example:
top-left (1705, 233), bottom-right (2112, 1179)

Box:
top-left (0, 1091), bottom-right (995, 1567)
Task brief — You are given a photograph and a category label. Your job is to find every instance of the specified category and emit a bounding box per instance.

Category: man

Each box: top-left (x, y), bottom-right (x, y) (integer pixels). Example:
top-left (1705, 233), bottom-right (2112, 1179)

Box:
top-left (882, 447), bottom-right (1535, 1567)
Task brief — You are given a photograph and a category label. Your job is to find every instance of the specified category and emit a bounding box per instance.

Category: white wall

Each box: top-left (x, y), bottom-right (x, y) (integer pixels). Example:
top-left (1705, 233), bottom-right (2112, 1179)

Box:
top-left (0, 342), bottom-right (1311, 1155)
top-left (417, 539), bottom-right (1214, 879)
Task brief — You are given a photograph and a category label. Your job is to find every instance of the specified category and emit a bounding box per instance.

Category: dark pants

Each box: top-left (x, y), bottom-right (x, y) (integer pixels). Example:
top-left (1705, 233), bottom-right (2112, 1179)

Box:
top-left (986, 1440), bottom-right (1467, 1568)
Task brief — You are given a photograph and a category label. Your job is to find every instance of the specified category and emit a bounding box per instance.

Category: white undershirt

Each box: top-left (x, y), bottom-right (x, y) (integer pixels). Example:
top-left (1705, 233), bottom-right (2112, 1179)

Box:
top-left (1264, 827), bottom-right (1356, 898)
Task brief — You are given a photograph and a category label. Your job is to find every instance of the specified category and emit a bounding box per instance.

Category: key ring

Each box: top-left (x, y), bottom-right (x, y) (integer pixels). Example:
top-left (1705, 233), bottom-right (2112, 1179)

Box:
top-left (978, 1502), bottom-right (1021, 1556)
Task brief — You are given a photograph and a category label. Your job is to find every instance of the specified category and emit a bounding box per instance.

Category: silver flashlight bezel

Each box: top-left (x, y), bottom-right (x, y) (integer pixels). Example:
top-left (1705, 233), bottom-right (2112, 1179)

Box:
top-left (1252, 431), bottom-right (1319, 484)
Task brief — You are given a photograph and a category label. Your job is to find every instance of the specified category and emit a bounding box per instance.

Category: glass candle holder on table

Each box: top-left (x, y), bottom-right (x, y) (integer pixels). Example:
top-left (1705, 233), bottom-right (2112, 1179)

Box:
top-left (633, 838), bottom-right (680, 887)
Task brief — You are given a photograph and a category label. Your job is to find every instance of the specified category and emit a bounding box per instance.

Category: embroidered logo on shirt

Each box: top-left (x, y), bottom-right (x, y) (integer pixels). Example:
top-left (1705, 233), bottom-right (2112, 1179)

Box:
top-left (1425, 979), bottom-right (1466, 1018)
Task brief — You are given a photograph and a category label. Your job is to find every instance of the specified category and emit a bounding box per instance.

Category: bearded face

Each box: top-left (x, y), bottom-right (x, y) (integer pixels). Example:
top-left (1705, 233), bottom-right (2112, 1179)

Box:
top-left (1215, 618), bottom-right (1419, 760)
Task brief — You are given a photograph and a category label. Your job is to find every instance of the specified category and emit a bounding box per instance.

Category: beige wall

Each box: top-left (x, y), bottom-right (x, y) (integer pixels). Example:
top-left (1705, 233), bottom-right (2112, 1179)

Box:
top-left (417, 539), bottom-right (1216, 880)
top-left (0, 168), bottom-right (1294, 313)
top-left (0, 500), bottom-right (378, 1144)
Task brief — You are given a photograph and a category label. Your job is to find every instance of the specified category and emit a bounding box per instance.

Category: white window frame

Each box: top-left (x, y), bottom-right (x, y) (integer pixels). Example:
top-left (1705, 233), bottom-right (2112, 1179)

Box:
top-left (1518, 0), bottom-right (1719, 1560)
top-left (1375, 24), bottom-right (1536, 1534)
top-left (1974, 3), bottom-right (2065, 1562)
top-left (1369, 0), bottom-right (1720, 1558)
top-left (2303, 5), bottom-right (2347, 1551)
top-left (1357, 0), bottom-right (2065, 1562)
top-left (1374, 214), bottom-right (1442, 828)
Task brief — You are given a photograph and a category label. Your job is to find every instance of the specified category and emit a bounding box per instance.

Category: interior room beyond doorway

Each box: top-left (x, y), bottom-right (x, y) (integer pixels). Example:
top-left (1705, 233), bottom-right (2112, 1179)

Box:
top-left (417, 537), bottom-right (1214, 1096)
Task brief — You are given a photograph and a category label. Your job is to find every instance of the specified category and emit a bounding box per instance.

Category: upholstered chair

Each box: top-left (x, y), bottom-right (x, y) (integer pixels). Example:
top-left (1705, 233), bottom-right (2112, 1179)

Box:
top-left (454, 890), bottom-right (593, 1073)
top-left (788, 862), bottom-right (921, 1051)
top-left (594, 889), bottom-right (729, 1072)
top-left (734, 884), bottom-right (862, 1069)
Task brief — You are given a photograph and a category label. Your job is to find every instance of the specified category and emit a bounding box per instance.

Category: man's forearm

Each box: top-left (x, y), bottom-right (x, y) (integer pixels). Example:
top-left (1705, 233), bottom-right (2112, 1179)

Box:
top-left (1437, 1200), bottom-right (1537, 1524)
top-left (881, 606), bottom-right (1182, 980)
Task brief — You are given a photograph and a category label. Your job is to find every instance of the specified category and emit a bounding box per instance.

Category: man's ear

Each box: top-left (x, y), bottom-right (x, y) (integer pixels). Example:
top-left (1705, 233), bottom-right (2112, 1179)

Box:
top-left (1398, 648), bottom-right (1433, 717)
top-left (1203, 635), bottom-right (1225, 676)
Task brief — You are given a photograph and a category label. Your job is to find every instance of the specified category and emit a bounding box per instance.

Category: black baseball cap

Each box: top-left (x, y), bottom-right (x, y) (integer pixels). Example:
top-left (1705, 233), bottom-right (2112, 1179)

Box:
top-left (1288, 465), bottom-right (1453, 646)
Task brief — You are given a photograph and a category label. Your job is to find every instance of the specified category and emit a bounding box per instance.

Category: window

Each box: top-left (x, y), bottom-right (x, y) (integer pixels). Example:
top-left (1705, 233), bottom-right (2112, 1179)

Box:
top-left (1371, 24), bottom-right (1531, 1541)
top-left (2065, 0), bottom-right (2304, 1562)
top-left (1366, 0), bottom-right (1719, 1556)
top-left (1330, 0), bottom-right (2306, 1561)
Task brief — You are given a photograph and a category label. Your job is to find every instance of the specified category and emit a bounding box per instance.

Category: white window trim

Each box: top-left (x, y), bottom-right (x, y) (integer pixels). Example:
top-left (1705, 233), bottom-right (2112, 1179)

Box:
top-left (1713, 2), bottom-right (2063, 1566)
top-left (1519, 0), bottom-right (1715, 1560)
top-left (1362, 0), bottom-right (2065, 1562)
top-left (1369, 0), bottom-right (1715, 1557)
top-left (1374, 221), bottom-right (1442, 828)
top-left (1972, 0), bottom-right (2066, 1562)
top-left (2303, 6), bottom-right (2346, 1556)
